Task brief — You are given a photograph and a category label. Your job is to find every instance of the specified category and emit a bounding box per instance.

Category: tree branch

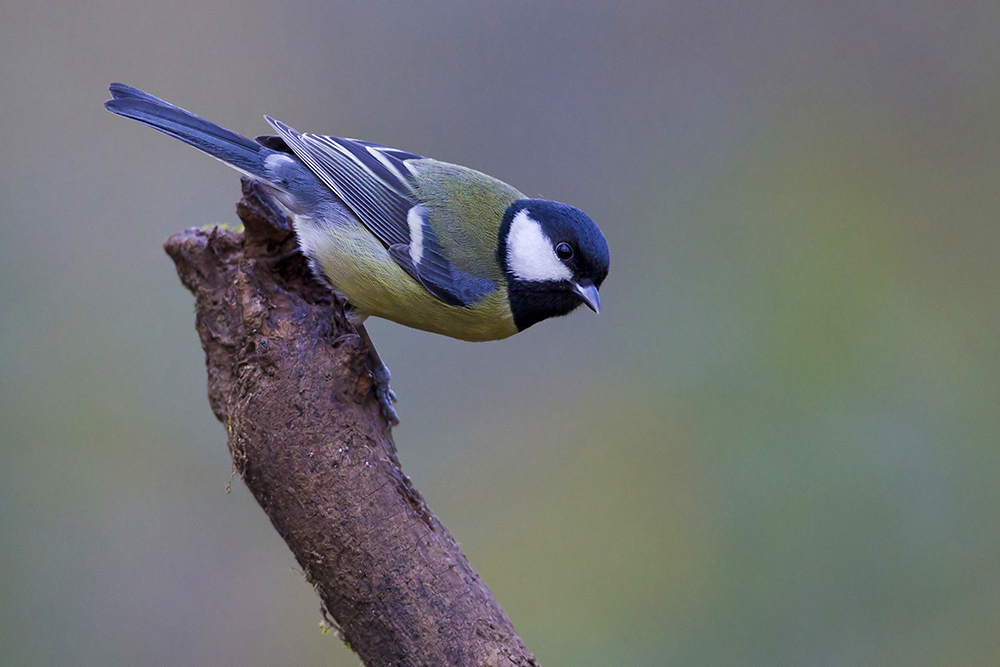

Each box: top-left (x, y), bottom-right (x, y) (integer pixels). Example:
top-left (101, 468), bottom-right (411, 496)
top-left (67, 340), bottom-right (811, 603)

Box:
top-left (163, 179), bottom-right (538, 667)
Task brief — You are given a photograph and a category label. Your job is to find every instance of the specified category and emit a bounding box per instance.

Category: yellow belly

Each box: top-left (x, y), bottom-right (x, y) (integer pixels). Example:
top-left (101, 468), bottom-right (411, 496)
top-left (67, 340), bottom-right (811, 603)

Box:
top-left (297, 218), bottom-right (517, 342)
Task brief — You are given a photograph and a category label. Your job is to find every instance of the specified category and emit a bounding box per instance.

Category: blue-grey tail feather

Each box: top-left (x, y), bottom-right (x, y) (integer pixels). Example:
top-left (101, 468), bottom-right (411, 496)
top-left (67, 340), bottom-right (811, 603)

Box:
top-left (105, 83), bottom-right (271, 179)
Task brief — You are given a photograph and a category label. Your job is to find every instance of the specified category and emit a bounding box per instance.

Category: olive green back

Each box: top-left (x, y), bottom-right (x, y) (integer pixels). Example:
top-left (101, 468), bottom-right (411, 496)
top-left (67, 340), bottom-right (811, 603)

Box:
top-left (410, 159), bottom-right (524, 282)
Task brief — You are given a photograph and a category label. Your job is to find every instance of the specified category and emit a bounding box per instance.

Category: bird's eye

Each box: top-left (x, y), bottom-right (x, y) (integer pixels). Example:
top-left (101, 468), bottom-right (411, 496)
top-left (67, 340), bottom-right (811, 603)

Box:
top-left (555, 242), bottom-right (574, 260)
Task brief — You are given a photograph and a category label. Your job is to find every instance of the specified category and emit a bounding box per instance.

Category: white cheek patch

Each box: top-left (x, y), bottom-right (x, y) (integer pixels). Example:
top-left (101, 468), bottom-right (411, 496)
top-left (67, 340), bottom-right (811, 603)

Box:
top-left (506, 209), bottom-right (572, 282)
top-left (407, 206), bottom-right (426, 266)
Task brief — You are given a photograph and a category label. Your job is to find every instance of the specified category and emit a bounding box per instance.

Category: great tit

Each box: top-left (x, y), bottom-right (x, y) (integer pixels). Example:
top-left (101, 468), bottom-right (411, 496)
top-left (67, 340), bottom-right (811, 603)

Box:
top-left (105, 84), bottom-right (609, 424)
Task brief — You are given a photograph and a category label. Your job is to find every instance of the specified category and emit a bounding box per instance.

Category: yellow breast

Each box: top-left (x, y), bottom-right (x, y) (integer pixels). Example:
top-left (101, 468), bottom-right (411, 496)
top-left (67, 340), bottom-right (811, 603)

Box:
top-left (297, 218), bottom-right (517, 342)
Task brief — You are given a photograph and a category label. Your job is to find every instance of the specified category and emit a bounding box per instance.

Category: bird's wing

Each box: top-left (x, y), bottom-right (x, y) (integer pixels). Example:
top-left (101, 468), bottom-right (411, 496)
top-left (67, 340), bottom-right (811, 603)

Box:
top-left (265, 118), bottom-right (492, 306)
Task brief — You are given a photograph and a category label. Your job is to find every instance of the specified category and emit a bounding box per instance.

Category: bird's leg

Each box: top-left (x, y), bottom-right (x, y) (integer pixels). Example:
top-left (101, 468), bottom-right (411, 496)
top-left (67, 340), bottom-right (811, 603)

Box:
top-left (355, 323), bottom-right (399, 426)
top-left (257, 246), bottom-right (302, 268)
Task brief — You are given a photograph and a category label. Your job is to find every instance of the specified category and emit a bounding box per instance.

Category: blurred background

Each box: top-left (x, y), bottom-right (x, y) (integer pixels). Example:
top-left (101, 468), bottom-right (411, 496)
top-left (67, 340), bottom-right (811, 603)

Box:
top-left (2, 1), bottom-right (999, 665)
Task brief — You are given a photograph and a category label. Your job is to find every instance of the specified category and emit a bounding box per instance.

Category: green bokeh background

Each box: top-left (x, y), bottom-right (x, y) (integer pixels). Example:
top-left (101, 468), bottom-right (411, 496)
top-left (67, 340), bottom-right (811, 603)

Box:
top-left (2, 2), bottom-right (999, 665)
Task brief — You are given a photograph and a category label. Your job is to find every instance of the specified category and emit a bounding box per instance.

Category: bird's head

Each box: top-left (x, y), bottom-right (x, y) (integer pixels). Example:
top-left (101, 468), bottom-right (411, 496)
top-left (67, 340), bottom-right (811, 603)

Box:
top-left (498, 199), bottom-right (610, 331)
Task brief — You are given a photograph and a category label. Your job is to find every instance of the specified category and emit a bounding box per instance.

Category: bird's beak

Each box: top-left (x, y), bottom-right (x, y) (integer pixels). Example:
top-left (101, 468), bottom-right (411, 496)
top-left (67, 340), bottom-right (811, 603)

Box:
top-left (572, 282), bottom-right (601, 314)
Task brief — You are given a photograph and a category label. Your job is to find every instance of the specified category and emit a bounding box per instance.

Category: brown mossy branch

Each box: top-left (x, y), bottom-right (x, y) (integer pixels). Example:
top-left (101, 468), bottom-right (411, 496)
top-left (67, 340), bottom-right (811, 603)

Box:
top-left (163, 179), bottom-right (538, 667)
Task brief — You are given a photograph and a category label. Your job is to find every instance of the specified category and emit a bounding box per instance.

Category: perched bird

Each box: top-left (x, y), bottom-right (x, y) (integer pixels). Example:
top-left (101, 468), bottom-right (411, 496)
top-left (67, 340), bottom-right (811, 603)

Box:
top-left (105, 84), bottom-right (609, 424)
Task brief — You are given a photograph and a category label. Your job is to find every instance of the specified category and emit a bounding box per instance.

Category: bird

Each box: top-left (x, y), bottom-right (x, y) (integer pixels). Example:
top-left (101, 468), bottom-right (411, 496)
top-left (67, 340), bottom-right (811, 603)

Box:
top-left (105, 83), bottom-right (610, 425)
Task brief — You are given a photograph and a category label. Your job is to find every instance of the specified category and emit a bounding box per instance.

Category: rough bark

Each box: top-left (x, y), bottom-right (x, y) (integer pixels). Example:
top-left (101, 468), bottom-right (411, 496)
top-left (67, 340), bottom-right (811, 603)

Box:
top-left (163, 179), bottom-right (538, 667)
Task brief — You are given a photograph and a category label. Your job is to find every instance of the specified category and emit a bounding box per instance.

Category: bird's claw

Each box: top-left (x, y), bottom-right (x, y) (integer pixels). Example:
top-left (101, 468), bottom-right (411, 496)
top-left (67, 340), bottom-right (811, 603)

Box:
top-left (372, 365), bottom-right (399, 426)
top-left (355, 323), bottom-right (399, 427)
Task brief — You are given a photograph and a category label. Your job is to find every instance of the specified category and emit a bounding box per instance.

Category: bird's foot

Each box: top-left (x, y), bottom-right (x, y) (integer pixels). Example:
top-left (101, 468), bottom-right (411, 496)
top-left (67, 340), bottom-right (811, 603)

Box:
top-left (354, 323), bottom-right (399, 427)
top-left (370, 362), bottom-right (399, 427)
top-left (258, 245), bottom-right (302, 267)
